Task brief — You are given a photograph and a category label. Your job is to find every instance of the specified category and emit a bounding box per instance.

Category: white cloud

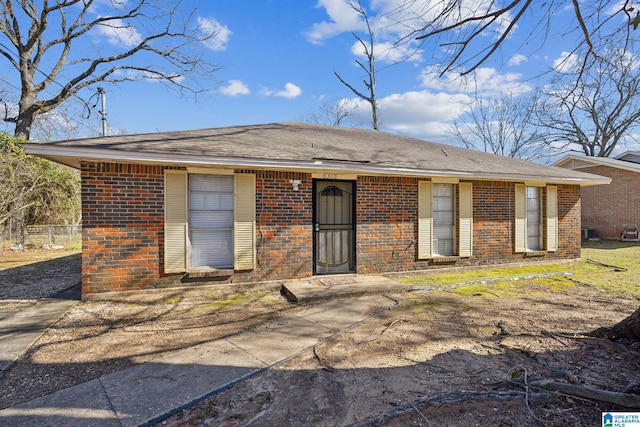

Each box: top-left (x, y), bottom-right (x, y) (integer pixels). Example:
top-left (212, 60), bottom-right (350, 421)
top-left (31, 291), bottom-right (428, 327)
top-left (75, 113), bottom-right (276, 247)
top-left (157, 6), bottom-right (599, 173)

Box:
top-left (304, 0), bottom-right (363, 44)
top-left (508, 54), bottom-right (527, 66)
top-left (96, 18), bottom-right (142, 47)
top-left (552, 51), bottom-right (580, 73)
top-left (261, 83), bottom-right (302, 99)
top-left (347, 89), bottom-right (473, 141)
top-left (220, 80), bottom-right (250, 96)
top-left (350, 40), bottom-right (423, 64)
top-left (420, 65), bottom-right (531, 97)
top-left (197, 17), bottom-right (232, 51)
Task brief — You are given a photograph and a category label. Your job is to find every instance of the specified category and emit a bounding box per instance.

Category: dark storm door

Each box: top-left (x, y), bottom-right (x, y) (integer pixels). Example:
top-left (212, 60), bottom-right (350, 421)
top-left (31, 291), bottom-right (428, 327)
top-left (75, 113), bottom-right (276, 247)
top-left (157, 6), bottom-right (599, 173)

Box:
top-left (313, 180), bottom-right (355, 275)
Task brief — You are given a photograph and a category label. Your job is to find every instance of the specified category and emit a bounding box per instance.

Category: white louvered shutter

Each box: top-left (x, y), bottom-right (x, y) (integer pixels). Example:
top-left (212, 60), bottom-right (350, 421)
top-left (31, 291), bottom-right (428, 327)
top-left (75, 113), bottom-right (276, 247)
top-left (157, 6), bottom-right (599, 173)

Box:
top-left (164, 170), bottom-right (188, 273)
top-left (234, 173), bottom-right (256, 270)
top-left (459, 182), bottom-right (473, 257)
top-left (546, 186), bottom-right (558, 252)
top-left (514, 184), bottom-right (526, 253)
top-left (418, 181), bottom-right (433, 259)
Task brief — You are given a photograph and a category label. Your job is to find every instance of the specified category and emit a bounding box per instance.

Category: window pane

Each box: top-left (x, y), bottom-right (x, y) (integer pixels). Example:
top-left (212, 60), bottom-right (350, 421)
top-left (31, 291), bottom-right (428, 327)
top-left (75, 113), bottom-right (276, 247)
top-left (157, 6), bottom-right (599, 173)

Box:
top-left (191, 230), bottom-right (233, 267)
top-left (432, 184), bottom-right (455, 256)
top-left (190, 211), bottom-right (233, 229)
top-left (525, 186), bottom-right (541, 250)
top-left (433, 226), bottom-right (453, 239)
top-left (189, 174), bottom-right (234, 268)
top-left (190, 174), bottom-right (233, 192)
top-left (190, 193), bottom-right (234, 211)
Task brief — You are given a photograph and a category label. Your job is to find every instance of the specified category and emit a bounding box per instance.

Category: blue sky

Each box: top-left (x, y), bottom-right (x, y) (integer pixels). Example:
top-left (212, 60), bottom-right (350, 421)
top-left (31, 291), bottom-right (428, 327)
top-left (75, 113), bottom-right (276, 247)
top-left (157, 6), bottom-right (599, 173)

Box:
top-left (130, 0), bottom-right (555, 142)
top-left (1, 0), bottom-right (631, 152)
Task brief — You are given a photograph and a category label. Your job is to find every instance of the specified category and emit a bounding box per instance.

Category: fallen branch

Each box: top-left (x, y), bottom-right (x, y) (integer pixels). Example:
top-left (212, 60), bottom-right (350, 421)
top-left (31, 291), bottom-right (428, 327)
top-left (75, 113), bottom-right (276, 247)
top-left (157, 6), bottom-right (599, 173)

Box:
top-left (586, 259), bottom-right (627, 272)
top-left (360, 319), bottom-right (403, 343)
top-left (386, 390), bottom-right (433, 427)
top-left (312, 346), bottom-right (335, 372)
top-left (550, 332), bottom-right (628, 353)
top-left (528, 380), bottom-right (640, 408)
top-left (350, 390), bottom-right (553, 427)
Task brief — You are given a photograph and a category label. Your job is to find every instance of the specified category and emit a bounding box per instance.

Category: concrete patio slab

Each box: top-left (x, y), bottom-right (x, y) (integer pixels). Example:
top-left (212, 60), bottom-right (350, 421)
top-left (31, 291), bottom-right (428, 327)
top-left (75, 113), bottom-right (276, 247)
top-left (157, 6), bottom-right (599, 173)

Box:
top-left (0, 292), bottom-right (399, 427)
top-left (280, 274), bottom-right (408, 303)
top-left (0, 298), bottom-right (77, 371)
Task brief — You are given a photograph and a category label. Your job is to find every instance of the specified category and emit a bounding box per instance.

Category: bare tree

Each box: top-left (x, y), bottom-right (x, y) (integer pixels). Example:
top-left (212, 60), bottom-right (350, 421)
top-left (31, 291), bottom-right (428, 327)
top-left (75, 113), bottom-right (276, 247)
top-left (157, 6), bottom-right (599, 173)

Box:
top-left (449, 93), bottom-right (544, 160)
top-left (298, 98), bottom-right (359, 127)
top-left (536, 48), bottom-right (640, 157)
top-left (406, 0), bottom-right (635, 77)
top-left (334, 0), bottom-right (380, 130)
top-left (30, 102), bottom-right (89, 142)
top-left (0, 0), bottom-right (222, 140)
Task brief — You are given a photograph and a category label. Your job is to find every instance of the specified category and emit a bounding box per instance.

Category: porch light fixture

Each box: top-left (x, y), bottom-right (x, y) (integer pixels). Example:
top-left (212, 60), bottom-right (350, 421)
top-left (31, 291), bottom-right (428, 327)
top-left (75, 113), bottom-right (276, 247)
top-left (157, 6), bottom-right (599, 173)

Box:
top-left (289, 179), bottom-right (301, 190)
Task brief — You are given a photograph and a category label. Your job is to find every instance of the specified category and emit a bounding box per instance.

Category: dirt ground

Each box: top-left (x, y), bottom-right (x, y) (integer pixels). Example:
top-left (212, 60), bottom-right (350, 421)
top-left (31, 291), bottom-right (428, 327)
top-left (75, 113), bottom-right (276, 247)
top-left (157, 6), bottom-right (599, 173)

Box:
top-left (1, 248), bottom-right (639, 426)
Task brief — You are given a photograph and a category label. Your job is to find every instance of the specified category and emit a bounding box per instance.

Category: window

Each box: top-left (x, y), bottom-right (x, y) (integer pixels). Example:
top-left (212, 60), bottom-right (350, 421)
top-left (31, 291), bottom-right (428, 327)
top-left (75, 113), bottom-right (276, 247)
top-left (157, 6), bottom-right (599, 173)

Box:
top-left (526, 186), bottom-right (542, 251)
top-left (514, 184), bottom-right (558, 253)
top-left (189, 174), bottom-right (234, 268)
top-left (164, 170), bottom-right (255, 273)
top-left (418, 181), bottom-right (473, 259)
top-left (432, 183), bottom-right (455, 256)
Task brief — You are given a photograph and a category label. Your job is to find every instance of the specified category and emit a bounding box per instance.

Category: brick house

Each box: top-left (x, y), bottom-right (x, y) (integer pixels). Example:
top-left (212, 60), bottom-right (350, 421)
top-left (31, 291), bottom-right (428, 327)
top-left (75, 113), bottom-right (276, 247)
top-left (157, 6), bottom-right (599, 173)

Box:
top-left (555, 152), bottom-right (640, 238)
top-left (25, 123), bottom-right (608, 297)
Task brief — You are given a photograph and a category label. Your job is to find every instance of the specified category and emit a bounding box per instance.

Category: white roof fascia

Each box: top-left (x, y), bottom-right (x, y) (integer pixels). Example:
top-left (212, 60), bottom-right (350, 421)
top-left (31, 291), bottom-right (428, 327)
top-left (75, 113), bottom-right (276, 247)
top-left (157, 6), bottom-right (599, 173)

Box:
top-left (555, 154), bottom-right (640, 175)
top-left (615, 150), bottom-right (640, 160)
top-left (25, 144), bottom-right (609, 186)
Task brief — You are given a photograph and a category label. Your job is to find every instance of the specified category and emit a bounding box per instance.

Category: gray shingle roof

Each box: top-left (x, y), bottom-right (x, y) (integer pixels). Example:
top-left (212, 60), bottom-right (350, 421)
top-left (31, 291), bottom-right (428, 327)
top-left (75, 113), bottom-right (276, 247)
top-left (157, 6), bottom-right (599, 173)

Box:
top-left (25, 122), bottom-right (608, 185)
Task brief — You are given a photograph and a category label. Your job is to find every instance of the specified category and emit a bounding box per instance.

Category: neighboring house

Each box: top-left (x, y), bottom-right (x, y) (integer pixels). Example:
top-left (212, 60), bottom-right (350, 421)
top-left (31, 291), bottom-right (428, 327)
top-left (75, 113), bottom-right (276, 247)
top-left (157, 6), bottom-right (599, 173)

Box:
top-left (25, 122), bottom-right (609, 297)
top-left (555, 152), bottom-right (640, 239)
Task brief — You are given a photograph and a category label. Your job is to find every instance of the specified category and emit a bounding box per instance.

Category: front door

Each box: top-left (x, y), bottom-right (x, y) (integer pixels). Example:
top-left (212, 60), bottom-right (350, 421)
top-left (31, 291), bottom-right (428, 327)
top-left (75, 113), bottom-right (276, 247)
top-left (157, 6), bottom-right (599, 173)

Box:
top-left (313, 180), bottom-right (355, 274)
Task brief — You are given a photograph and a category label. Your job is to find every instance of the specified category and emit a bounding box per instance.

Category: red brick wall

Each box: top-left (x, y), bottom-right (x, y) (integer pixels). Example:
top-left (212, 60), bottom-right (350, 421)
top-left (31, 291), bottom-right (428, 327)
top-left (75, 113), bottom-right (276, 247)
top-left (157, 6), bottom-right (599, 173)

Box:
top-left (578, 165), bottom-right (640, 238)
top-left (80, 163), bottom-right (581, 295)
top-left (252, 170), bottom-right (313, 280)
top-left (356, 176), bottom-right (423, 273)
top-left (81, 163), bottom-right (178, 295)
top-left (557, 184), bottom-right (582, 258)
top-left (471, 181), bottom-right (514, 262)
top-left (355, 178), bottom-right (581, 273)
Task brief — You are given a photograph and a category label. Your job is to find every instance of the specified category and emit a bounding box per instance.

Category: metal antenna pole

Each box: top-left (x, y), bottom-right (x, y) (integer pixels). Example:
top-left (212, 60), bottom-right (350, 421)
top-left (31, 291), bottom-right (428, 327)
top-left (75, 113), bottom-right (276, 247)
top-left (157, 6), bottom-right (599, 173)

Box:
top-left (97, 87), bottom-right (107, 136)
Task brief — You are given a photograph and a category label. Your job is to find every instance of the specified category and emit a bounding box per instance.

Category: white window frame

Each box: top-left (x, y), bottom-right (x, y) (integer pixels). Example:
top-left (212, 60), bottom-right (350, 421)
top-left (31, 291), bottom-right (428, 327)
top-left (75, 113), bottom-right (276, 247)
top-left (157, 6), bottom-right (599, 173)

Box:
top-left (526, 186), bottom-right (543, 251)
top-left (188, 174), bottom-right (234, 269)
top-left (432, 183), bottom-right (456, 256)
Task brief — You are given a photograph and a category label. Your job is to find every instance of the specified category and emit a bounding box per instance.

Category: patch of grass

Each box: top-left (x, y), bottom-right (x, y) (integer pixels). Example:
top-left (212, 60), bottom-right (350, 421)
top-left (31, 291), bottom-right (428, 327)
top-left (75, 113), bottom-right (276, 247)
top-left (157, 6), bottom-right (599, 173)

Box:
top-left (406, 293), bottom-right (467, 316)
top-left (254, 392), bottom-right (271, 410)
top-left (150, 296), bottom-right (181, 305)
top-left (190, 402), bottom-right (218, 424)
top-left (207, 293), bottom-right (253, 311)
top-left (400, 240), bottom-right (640, 300)
top-left (449, 275), bottom-right (576, 298)
top-left (579, 239), bottom-right (640, 298)
top-left (399, 261), bottom-right (600, 289)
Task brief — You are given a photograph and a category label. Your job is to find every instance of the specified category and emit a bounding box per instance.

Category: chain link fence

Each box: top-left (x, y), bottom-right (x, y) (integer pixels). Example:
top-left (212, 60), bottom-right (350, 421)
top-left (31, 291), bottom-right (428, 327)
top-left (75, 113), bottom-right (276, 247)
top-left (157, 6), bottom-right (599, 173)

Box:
top-left (20, 225), bottom-right (82, 248)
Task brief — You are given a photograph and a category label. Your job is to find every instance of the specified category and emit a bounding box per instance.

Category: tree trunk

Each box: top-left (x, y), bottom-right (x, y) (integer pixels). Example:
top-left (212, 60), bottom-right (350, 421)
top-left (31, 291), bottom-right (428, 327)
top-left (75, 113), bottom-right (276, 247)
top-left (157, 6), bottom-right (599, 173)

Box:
top-left (1, 208), bottom-right (28, 244)
top-left (593, 306), bottom-right (640, 340)
top-left (13, 110), bottom-right (34, 141)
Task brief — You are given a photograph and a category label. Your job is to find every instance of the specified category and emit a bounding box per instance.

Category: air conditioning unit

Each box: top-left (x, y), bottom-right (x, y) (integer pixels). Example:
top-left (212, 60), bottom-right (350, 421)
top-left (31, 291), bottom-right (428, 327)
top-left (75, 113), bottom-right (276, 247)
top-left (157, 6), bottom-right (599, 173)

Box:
top-left (581, 228), bottom-right (597, 239)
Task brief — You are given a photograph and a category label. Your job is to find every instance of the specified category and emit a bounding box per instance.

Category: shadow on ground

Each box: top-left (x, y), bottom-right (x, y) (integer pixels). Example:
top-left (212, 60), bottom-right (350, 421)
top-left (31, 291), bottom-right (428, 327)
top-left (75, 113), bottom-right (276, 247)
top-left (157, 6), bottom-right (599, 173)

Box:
top-left (0, 254), bottom-right (81, 300)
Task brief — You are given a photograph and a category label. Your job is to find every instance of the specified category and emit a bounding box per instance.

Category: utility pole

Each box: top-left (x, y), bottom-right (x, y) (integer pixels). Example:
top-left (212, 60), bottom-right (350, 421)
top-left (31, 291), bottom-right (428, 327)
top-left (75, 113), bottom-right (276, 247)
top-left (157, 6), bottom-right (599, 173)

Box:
top-left (97, 87), bottom-right (107, 136)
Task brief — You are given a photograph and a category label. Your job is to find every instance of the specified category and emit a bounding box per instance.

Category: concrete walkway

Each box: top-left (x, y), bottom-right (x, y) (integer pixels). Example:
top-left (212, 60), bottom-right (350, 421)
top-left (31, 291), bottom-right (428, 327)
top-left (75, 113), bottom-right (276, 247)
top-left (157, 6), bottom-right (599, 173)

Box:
top-left (0, 276), bottom-right (406, 427)
top-left (0, 298), bottom-right (77, 371)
